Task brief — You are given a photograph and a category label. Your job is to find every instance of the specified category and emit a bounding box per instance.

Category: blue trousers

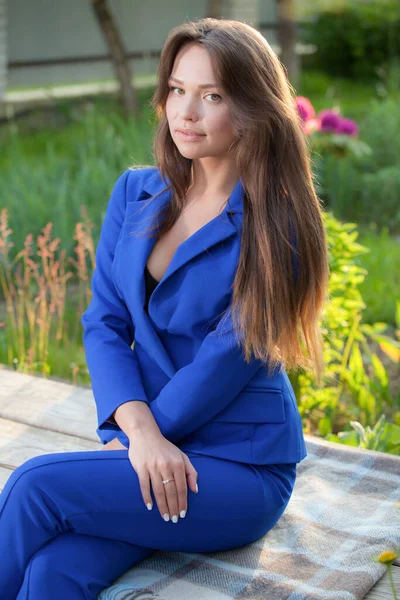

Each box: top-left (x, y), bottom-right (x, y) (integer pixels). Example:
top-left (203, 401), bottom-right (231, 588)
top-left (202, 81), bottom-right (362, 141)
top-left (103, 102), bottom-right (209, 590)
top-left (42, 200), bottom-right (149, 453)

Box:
top-left (0, 446), bottom-right (296, 599)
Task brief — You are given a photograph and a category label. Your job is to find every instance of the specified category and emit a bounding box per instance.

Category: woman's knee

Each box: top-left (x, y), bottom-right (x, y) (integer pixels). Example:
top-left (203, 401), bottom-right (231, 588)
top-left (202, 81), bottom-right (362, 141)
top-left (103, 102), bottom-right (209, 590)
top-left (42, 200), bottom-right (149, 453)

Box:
top-left (10, 453), bottom-right (59, 481)
top-left (1, 454), bottom-right (65, 509)
top-left (2, 458), bottom-right (42, 502)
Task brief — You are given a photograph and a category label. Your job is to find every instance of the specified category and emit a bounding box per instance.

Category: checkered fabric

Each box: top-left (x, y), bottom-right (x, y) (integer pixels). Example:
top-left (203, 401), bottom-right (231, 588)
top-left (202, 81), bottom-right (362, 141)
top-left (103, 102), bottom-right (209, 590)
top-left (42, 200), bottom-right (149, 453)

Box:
top-left (99, 435), bottom-right (400, 600)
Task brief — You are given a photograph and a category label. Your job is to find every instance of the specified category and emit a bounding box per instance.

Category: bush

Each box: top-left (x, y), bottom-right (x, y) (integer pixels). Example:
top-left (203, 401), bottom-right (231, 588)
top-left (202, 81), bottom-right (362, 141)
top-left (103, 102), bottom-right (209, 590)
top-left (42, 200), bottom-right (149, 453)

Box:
top-left (300, 0), bottom-right (400, 81)
top-left (290, 211), bottom-right (400, 455)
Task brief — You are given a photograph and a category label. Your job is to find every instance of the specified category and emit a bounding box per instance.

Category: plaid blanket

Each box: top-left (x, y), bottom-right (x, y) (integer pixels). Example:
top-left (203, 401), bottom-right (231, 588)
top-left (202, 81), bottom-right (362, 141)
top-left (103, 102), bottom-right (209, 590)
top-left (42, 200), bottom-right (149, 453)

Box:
top-left (99, 434), bottom-right (400, 600)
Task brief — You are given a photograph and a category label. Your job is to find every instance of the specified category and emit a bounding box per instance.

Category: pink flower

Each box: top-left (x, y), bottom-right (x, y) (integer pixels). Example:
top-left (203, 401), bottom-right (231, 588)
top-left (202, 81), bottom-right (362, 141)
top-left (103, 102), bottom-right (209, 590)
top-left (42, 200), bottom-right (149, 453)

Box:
top-left (336, 117), bottom-right (359, 136)
top-left (318, 109), bottom-right (342, 133)
top-left (295, 96), bottom-right (315, 122)
top-left (294, 99), bottom-right (359, 138)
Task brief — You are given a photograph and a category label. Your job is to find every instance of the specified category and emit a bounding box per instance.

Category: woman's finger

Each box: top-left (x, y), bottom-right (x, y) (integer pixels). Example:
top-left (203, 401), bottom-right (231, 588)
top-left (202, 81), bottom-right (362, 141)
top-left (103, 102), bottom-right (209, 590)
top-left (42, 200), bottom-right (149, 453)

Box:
top-left (181, 453), bottom-right (199, 495)
top-left (136, 467), bottom-right (153, 511)
top-left (150, 470), bottom-right (171, 521)
top-left (172, 462), bottom-right (188, 518)
top-left (163, 472), bottom-right (180, 523)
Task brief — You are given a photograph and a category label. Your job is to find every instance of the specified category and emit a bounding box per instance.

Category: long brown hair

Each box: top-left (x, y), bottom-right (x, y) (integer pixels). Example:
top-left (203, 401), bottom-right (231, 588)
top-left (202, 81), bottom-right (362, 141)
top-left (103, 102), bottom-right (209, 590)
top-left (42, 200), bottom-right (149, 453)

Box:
top-left (132, 17), bottom-right (329, 385)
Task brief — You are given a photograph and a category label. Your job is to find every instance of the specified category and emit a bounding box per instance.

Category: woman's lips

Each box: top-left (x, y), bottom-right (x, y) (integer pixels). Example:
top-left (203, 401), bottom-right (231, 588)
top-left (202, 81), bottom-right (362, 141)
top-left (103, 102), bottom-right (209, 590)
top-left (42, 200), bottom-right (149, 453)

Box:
top-left (176, 130), bottom-right (206, 141)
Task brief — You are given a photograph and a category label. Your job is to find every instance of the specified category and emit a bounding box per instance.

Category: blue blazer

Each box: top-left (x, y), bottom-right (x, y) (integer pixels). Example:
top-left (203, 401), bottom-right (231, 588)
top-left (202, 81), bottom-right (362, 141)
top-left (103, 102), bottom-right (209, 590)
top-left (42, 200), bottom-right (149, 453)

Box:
top-left (81, 167), bottom-right (307, 465)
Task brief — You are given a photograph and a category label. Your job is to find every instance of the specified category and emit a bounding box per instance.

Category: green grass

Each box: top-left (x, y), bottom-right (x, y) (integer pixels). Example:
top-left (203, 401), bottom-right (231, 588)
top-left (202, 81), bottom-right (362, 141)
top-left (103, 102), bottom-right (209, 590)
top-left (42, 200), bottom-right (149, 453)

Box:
top-left (0, 92), bottom-right (156, 263)
top-left (355, 224), bottom-right (400, 326)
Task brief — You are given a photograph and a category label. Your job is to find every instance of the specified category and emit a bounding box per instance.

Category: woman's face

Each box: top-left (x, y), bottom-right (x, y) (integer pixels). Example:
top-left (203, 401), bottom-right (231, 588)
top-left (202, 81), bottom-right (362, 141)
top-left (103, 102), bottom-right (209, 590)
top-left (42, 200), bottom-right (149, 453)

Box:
top-left (165, 43), bottom-right (236, 161)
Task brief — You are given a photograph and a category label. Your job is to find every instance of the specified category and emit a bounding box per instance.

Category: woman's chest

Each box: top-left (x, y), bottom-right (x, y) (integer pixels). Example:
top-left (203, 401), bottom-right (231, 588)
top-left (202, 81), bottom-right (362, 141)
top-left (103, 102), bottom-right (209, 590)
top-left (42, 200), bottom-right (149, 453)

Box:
top-left (146, 200), bottom-right (227, 282)
top-left (112, 194), bottom-right (242, 336)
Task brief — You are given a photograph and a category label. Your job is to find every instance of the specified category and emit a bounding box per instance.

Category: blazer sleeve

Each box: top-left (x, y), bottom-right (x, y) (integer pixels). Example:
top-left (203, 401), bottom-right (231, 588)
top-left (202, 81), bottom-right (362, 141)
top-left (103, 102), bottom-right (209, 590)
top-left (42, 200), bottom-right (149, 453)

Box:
top-left (148, 310), bottom-right (270, 442)
top-left (81, 169), bottom-right (150, 436)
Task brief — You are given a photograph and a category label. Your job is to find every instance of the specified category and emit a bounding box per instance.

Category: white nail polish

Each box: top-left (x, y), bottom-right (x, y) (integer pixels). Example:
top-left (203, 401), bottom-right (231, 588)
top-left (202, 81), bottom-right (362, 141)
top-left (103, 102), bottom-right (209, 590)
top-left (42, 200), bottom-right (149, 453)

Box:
top-left (196, 483), bottom-right (198, 493)
top-left (146, 503), bottom-right (152, 511)
top-left (180, 510), bottom-right (186, 518)
top-left (163, 513), bottom-right (170, 521)
top-left (172, 515), bottom-right (178, 523)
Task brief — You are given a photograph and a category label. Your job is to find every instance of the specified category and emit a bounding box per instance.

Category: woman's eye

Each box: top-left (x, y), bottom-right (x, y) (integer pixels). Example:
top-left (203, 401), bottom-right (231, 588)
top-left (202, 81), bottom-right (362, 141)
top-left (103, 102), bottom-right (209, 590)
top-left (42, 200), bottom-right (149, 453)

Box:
top-left (168, 86), bottom-right (221, 102)
top-left (207, 93), bottom-right (222, 102)
top-left (169, 86), bottom-right (183, 95)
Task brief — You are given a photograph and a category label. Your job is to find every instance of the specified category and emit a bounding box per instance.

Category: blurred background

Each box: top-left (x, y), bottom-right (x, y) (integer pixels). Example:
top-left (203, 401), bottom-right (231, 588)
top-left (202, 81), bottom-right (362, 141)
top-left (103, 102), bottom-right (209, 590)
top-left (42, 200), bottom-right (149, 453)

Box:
top-left (0, 0), bottom-right (399, 455)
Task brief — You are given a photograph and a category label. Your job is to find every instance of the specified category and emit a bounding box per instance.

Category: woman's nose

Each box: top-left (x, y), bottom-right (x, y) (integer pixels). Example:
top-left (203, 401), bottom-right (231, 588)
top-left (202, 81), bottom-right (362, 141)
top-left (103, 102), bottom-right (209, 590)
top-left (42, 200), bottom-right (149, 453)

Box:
top-left (179, 96), bottom-right (201, 120)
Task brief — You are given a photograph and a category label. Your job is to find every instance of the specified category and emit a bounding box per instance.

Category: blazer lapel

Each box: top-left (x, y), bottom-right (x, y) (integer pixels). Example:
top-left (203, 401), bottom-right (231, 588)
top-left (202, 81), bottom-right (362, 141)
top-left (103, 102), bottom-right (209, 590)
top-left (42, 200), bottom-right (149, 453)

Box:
top-left (121, 169), bottom-right (244, 379)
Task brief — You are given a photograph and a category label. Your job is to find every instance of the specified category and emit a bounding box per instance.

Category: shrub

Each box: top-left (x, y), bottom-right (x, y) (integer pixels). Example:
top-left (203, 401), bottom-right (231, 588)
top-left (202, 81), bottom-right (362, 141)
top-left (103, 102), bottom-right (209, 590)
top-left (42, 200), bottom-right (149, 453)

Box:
top-left (290, 211), bottom-right (400, 455)
top-left (300, 0), bottom-right (400, 81)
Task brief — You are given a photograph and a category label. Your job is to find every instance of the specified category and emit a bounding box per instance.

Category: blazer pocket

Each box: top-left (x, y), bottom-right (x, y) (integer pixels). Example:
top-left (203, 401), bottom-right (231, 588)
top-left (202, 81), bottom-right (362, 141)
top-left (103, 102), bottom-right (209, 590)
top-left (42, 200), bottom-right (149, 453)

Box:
top-left (212, 389), bottom-right (286, 423)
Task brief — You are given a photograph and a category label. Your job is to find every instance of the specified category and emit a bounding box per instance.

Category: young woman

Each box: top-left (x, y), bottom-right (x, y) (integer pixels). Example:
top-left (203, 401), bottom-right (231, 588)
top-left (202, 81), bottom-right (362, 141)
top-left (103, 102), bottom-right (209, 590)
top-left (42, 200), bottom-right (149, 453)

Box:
top-left (0, 17), bottom-right (329, 599)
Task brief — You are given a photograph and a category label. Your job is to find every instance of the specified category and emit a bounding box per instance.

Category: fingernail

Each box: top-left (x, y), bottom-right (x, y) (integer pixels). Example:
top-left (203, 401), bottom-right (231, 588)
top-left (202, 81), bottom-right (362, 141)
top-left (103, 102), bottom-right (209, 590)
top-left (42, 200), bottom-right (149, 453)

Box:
top-left (171, 515), bottom-right (178, 523)
top-left (196, 483), bottom-right (198, 493)
top-left (180, 510), bottom-right (186, 518)
top-left (146, 503), bottom-right (152, 511)
top-left (163, 513), bottom-right (170, 521)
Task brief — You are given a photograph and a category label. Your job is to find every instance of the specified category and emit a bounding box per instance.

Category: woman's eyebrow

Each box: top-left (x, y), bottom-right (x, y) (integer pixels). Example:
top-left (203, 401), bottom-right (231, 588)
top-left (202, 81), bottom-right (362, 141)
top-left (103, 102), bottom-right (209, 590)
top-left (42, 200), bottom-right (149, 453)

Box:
top-left (168, 76), bottom-right (221, 89)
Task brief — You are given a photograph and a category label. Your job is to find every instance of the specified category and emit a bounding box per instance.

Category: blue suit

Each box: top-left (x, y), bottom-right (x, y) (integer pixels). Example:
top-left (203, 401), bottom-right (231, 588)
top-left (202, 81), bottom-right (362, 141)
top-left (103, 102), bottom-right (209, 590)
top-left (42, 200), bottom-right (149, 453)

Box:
top-left (81, 166), bottom-right (307, 465)
top-left (0, 166), bottom-right (305, 599)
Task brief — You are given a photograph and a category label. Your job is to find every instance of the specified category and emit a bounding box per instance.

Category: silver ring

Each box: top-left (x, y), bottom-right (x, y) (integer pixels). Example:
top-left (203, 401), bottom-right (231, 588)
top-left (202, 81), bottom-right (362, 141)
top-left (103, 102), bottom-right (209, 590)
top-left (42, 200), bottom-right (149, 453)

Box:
top-left (162, 478), bottom-right (175, 485)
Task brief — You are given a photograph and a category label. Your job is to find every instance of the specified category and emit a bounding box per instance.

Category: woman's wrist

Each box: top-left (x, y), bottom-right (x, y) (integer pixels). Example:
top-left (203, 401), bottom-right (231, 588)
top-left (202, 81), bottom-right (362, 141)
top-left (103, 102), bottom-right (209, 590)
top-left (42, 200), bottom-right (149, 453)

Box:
top-left (113, 400), bottom-right (161, 438)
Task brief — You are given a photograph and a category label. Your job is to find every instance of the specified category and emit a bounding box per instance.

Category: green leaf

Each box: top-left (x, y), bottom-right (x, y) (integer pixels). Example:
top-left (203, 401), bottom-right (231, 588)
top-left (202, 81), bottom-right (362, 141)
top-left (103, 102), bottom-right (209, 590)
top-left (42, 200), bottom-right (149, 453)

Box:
top-left (318, 415), bottom-right (332, 436)
top-left (337, 431), bottom-right (359, 446)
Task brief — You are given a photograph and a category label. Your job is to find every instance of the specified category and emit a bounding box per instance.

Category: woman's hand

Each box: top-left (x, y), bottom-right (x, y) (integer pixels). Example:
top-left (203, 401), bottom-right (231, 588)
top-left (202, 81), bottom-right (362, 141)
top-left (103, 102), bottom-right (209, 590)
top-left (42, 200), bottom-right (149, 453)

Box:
top-left (128, 427), bottom-right (198, 522)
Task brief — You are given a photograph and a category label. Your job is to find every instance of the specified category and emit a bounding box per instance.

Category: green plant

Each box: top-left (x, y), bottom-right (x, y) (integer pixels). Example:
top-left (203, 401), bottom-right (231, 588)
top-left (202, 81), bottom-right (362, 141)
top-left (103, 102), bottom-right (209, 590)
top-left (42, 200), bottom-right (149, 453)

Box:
top-left (291, 211), bottom-right (400, 455)
top-left (300, 0), bottom-right (400, 81)
top-left (354, 227), bottom-right (400, 327)
top-left (310, 96), bottom-right (400, 234)
top-left (326, 414), bottom-right (400, 454)
top-left (0, 207), bottom-right (93, 382)
top-left (374, 547), bottom-right (400, 600)
top-left (0, 96), bottom-right (154, 265)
